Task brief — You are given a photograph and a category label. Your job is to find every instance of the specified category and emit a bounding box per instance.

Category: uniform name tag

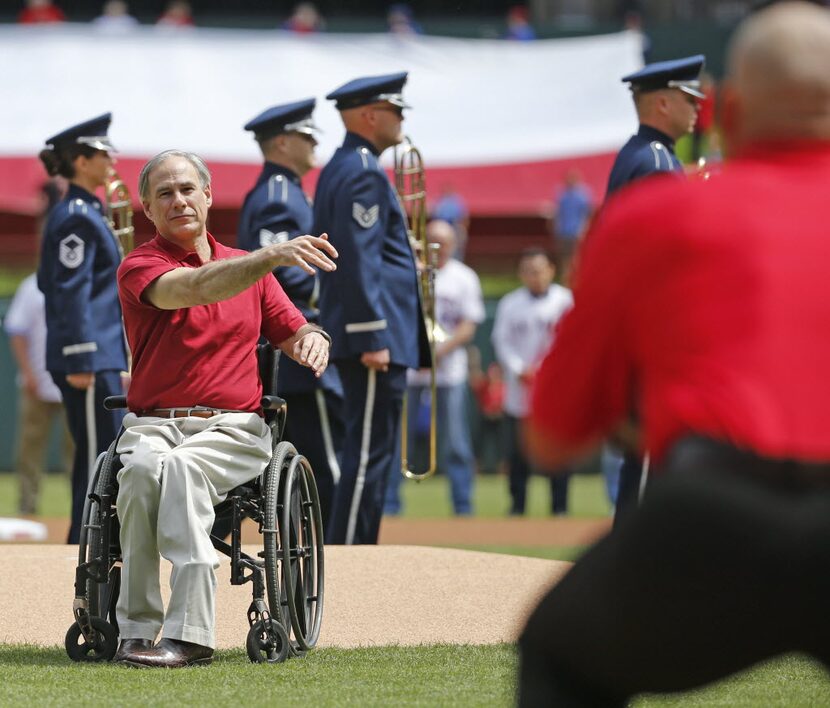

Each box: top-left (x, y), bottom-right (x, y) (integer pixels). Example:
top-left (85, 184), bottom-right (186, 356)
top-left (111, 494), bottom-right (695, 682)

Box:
top-left (352, 203), bottom-right (379, 229)
top-left (259, 229), bottom-right (289, 247)
top-left (58, 234), bottom-right (84, 269)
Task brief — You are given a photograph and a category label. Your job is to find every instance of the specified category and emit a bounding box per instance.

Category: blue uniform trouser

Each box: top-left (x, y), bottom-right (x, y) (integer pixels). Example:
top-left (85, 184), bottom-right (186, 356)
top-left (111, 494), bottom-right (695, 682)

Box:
top-left (281, 388), bottom-right (344, 537)
top-left (506, 415), bottom-right (570, 515)
top-left (327, 361), bottom-right (406, 545)
top-left (52, 370), bottom-right (124, 544)
top-left (385, 383), bottom-right (475, 515)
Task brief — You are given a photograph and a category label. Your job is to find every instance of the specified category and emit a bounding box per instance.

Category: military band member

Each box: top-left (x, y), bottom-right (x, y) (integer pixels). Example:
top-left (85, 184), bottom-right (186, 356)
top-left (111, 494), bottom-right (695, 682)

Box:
top-left (37, 113), bottom-right (129, 543)
top-left (238, 99), bottom-right (344, 530)
top-left (605, 55), bottom-right (705, 521)
top-left (607, 55), bottom-right (705, 196)
top-left (314, 72), bottom-right (430, 545)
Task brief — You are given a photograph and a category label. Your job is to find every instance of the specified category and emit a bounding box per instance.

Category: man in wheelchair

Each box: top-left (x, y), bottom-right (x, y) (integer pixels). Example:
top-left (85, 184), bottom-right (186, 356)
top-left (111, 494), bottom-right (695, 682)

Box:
top-left (112, 150), bottom-right (337, 668)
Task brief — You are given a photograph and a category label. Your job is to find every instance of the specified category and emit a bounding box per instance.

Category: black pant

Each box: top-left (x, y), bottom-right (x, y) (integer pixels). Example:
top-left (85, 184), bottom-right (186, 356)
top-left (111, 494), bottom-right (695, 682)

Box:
top-left (282, 389), bottom-right (344, 535)
top-left (518, 437), bottom-right (830, 706)
top-left (506, 416), bottom-right (570, 515)
top-left (327, 362), bottom-right (406, 545)
top-left (53, 370), bottom-right (124, 544)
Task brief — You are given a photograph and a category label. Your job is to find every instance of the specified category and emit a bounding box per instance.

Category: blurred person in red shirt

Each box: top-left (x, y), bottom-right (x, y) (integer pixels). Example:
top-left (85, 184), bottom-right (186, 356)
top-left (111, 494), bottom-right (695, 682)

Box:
top-left (156, 0), bottom-right (194, 28)
top-left (18, 0), bottom-right (65, 24)
top-left (282, 2), bottom-right (324, 33)
top-left (470, 358), bottom-right (507, 476)
top-left (518, 3), bottom-right (830, 704)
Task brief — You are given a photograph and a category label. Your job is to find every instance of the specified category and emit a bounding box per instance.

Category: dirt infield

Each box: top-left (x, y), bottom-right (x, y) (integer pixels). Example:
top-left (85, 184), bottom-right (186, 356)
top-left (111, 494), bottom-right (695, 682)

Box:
top-left (0, 516), bottom-right (609, 648)
top-left (0, 544), bottom-right (570, 649)
top-left (19, 515), bottom-right (611, 547)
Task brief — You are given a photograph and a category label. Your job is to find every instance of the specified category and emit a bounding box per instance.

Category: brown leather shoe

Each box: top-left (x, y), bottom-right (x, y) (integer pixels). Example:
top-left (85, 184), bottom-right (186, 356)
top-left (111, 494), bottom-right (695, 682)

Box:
top-left (122, 638), bottom-right (213, 668)
top-left (114, 638), bottom-right (154, 663)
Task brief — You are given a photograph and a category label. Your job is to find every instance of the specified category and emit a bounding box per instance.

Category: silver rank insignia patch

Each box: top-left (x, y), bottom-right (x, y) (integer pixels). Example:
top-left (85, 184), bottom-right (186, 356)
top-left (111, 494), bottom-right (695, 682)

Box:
top-left (259, 229), bottom-right (289, 248)
top-left (352, 203), bottom-right (379, 229)
top-left (58, 234), bottom-right (84, 269)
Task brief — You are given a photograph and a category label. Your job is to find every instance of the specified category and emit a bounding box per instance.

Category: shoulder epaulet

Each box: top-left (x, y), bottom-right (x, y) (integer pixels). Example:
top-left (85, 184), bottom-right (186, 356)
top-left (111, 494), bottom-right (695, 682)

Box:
top-left (648, 141), bottom-right (671, 170)
top-left (67, 198), bottom-right (88, 216)
top-left (266, 174), bottom-right (289, 204)
top-left (354, 146), bottom-right (379, 171)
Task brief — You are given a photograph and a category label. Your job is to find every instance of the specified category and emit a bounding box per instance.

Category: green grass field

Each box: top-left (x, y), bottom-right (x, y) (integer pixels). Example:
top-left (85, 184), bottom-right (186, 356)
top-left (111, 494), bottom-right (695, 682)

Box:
top-left (0, 645), bottom-right (827, 707)
top-left (0, 470), bottom-right (612, 520)
top-left (2, 472), bottom-right (828, 704)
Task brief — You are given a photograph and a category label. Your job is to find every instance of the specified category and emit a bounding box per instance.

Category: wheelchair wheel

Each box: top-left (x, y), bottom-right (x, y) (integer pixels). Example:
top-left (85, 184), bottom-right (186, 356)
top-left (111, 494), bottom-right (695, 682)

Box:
top-left (65, 616), bottom-right (118, 662)
top-left (279, 453), bottom-right (325, 652)
top-left (246, 619), bottom-right (289, 664)
top-left (263, 441), bottom-right (295, 633)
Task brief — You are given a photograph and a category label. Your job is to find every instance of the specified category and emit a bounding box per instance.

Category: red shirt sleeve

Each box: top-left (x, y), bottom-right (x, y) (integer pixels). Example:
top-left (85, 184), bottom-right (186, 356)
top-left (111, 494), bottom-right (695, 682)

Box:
top-left (117, 250), bottom-right (178, 309)
top-left (259, 273), bottom-right (307, 346)
top-left (530, 201), bottom-right (642, 447)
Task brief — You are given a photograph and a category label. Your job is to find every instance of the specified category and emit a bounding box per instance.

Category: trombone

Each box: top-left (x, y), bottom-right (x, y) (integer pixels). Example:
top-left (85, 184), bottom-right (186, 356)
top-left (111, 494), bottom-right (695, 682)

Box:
top-left (394, 136), bottom-right (442, 481)
top-left (105, 169), bottom-right (135, 257)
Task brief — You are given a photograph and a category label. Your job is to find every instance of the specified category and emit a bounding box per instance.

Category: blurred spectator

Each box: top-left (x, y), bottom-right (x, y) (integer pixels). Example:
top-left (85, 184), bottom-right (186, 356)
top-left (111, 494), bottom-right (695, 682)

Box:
top-left (387, 3), bottom-right (423, 35)
top-left (282, 2), bottom-right (325, 33)
top-left (18, 0), bottom-right (65, 24)
top-left (492, 249), bottom-right (573, 515)
top-left (385, 220), bottom-right (485, 516)
top-left (156, 0), bottom-right (194, 28)
top-left (504, 6), bottom-right (536, 41)
top-left (92, 0), bottom-right (139, 33)
top-left (622, 9), bottom-right (653, 63)
top-left (5, 275), bottom-right (74, 515)
top-left (470, 356), bottom-right (507, 476)
top-left (4, 180), bottom-right (73, 516)
top-left (432, 183), bottom-right (470, 261)
top-left (549, 169), bottom-right (594, 286)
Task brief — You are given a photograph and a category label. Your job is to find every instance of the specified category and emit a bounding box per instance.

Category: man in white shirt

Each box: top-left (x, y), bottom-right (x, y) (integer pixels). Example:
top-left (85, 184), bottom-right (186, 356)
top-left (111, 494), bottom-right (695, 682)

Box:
top-left (492, 249), bottom-right (573, 514)
top-left (385, 220), bottom-right (485, 515)
top-left (4, 273), bottom-right (73, 514)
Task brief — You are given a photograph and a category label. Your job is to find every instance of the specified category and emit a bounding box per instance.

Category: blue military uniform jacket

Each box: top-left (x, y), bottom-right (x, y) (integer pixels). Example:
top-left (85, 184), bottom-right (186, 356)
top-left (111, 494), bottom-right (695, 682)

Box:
top-left (606, 125), bottom-right (684, 197)
top-left (313, 132), bottom-right (430, 369)
top-left (238, 161), bottom-right (341, 396)
top-left (37, 184), bottom-right (128, 374)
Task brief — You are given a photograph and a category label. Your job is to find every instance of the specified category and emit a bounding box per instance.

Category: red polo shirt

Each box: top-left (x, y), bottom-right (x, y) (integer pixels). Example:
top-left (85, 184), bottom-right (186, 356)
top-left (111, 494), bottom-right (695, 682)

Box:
top-left (531, 141), bottom-right (830, 463)
top-left (118, 233), bottom-right (306, 413)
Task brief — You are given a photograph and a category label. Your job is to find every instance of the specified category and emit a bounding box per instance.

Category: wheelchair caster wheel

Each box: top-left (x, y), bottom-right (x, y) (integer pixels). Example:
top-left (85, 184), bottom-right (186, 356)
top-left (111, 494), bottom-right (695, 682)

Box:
top-left (246, 619), bottom-right (289, 664)
top-left (65, 617), bottom-right (118, 662)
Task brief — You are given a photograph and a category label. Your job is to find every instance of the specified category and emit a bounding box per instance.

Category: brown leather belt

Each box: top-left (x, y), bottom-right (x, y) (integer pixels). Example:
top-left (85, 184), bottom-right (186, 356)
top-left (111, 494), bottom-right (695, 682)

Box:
top-left (139, 408), bottom-right (241, 419)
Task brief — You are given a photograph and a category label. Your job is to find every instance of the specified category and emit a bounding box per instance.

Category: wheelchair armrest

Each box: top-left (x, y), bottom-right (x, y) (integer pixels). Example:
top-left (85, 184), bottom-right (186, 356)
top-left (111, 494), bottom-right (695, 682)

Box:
top-left (104, 395), bottom-right (128, 410)
top-left (261, 395), bottom-right (287, 411)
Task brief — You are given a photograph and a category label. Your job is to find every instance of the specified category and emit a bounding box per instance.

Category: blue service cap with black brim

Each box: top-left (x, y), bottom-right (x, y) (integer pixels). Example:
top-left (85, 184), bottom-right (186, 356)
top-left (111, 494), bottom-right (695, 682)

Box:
top-left (244, 98), bottom-right (319, 140)
top-left (44, 112), bottom-right (116, 152)
top-left (326, 72), bottom-right (411, 111)
top-left (622, 55), bottom-right (706, 99)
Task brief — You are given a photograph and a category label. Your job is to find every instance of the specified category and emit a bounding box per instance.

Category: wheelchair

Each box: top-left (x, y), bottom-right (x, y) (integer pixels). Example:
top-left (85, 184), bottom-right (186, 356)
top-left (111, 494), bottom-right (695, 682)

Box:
top-left (64, 346), bottom-right (325, 664)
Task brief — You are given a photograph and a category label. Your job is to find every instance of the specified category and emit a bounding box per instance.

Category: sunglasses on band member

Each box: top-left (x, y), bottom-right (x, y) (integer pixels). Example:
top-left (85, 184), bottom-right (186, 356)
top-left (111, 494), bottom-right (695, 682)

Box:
top-left (373, 104), bottom-right (404, 118)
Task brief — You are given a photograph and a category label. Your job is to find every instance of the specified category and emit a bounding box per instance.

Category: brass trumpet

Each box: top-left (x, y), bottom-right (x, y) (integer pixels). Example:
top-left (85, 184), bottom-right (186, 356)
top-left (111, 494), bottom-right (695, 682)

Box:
top-left (395, 136), bottom-right (440, 482)
top-left (105, 169), bottom-right (134, 256)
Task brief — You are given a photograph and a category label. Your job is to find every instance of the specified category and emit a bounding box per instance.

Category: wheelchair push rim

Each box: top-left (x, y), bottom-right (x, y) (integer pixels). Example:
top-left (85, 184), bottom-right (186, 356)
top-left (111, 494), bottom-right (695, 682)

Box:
top-left (280, 453), bottom-right (325, 651)
top-left (262, 441), bottom-right (325, 653)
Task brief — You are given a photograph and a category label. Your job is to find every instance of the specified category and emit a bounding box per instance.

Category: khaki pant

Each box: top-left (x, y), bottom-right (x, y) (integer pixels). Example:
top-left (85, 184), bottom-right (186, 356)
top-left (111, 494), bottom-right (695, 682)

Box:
top-left (115, 412), bottom-right (271, 649)
top-left (15, 390), bottom-right (73, 515)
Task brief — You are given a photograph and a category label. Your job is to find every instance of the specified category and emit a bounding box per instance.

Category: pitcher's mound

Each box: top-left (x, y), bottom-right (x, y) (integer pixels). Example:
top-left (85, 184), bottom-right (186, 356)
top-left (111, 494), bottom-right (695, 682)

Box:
top-left (0, 545), bottom-right (569, 649)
